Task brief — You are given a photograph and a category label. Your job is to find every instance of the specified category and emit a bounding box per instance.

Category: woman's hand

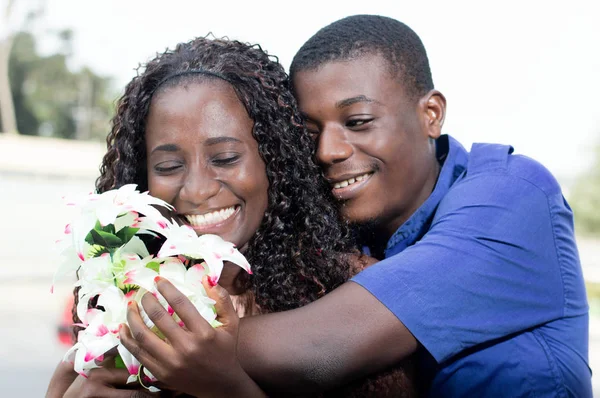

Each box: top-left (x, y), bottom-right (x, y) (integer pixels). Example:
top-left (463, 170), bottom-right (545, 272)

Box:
top-left (63, 367), bottom-right (158, 398)
top-left (46, 360), bottom-right (78, 398)
top-left (119, 277), bottom-right (266, 398)
top-left (46, 359), bottom-right (158, 398)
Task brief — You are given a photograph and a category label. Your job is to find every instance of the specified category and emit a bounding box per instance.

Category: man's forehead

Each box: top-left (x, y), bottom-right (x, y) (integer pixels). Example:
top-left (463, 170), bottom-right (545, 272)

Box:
top-left (293, 57), bottom-right (406, 111)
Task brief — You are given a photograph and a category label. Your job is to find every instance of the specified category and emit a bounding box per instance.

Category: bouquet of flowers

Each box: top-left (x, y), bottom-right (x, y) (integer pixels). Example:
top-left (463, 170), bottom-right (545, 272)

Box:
top-left (52, 184), bottom-right (251, 390)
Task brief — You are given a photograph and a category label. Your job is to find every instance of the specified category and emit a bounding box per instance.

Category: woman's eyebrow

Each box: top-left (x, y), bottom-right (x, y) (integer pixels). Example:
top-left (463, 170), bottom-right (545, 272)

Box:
top-left (204, 136), bottom-right (243, 146)
top-left (151, 143), bottom-right (179, 155)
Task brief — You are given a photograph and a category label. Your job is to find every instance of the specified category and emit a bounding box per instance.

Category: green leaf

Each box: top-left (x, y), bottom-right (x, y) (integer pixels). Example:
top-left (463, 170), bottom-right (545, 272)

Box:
top-left (116, 227), bottom-right (139, 244)
top-left (102, 224), bottom-right (116, 234)
top-left (84, 231), bottom-right (94, 245)
top-left (90, 229), bottom-right (123, 248)
top-left (114, 355), bottom-right (126, 369)
top-left (145, 261), bottom-right (160, 273)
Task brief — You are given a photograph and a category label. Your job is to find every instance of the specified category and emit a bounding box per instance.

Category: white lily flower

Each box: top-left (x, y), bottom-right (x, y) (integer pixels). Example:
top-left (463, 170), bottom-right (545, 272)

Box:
top-left (158, 227), bottom-right (251, 285)
top-left (117, 344), bottom-right (142, 384)
top-left (64, 335), bottom-right (101, 377)
top-left (143, 366), bottom-right (159, 384)
top-left (123, 257), bottom-right (219, 329)
top-left (66, 285), bottom-right (129, 376)
top-left (53, 185), bottom-right (174, 283)
top-left (55, 185), bottom-right (247, 387)
top-left (64, 184), bottom-right (173, 227)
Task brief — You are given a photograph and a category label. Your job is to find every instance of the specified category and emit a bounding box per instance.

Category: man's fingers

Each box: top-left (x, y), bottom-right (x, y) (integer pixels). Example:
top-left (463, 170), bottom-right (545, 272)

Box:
top-left (202, 276), bottom-right (239, 331)
top-left (155, 276), bottom-right (213, 335)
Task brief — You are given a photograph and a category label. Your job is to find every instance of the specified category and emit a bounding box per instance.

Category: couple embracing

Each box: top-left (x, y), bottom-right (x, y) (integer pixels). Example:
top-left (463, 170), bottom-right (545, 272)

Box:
top-left (47, 14), bottom-right (591, 398)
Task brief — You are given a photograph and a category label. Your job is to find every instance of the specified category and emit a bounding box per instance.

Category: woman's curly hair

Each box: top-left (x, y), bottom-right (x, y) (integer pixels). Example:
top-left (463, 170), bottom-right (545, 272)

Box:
top-left (94, 35), bottom-right (354, 313)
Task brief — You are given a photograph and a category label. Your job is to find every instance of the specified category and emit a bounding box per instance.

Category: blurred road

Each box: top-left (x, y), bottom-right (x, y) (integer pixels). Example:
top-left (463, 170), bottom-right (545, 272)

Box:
top-left (0, 173), bottom-right (94, 396)
top-left (1, 169), bottom-right (599, 396)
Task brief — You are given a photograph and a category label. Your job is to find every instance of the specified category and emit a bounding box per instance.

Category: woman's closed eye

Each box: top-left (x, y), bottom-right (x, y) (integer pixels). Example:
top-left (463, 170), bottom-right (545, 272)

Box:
top-left (154, 162), bottom-right (182, 174)
top-left (212, 153), bottom-right (241, 166)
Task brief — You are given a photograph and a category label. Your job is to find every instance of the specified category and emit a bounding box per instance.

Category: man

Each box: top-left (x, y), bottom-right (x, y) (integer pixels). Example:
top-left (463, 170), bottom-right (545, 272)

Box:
top-left (233, 14), bottom-right (591, 396)
top-left (49, 15), bottom-right (592, 397)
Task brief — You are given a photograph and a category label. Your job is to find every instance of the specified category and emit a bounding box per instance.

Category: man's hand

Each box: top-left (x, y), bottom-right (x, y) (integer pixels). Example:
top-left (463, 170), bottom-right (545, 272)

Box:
top-left (119, 276), bottom-right (266, 398)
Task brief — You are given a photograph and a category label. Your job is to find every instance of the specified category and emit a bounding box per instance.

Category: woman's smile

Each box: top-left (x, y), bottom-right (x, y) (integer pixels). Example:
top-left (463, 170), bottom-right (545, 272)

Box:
top-left (183, 205), bottom-right (240, 232)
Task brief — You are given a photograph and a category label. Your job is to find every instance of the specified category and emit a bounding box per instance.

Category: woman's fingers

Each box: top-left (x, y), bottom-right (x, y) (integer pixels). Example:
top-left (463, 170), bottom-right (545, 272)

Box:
top-left (46, 360), bottom-right (78, 398)
top-left (154, 277), bottom-right (213, 335)
top-left (139, 289), bottom-right (186, 343)
top-left (202, 276), bottom-right (239, 333)
top-left (120, 302), bottom-right (170, 370)
top-left (86, 366), bottom-right (134, 387)
top-left (63, 373), bottom-right (159, 398)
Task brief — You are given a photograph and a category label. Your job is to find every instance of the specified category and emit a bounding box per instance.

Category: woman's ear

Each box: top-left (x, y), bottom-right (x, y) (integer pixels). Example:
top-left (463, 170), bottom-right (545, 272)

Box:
top-left (420, 90), bottom-right (446, 139)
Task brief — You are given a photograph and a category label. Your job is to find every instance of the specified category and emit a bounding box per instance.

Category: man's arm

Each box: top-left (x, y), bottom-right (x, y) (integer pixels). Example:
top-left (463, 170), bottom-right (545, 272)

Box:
top-left (237, 281), bottom-right (417, 394)
top-left (237, 155), bottom-right (580, 394)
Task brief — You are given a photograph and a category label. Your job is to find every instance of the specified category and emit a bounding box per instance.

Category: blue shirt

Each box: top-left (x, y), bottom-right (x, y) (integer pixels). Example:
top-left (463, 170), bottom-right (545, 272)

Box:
top-left (353, 135), bottom-right (591, 397)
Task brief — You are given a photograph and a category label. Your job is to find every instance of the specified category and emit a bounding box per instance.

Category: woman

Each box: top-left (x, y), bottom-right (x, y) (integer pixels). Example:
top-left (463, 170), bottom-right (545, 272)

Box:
top-left (47, 36), bottom-right (415, 397)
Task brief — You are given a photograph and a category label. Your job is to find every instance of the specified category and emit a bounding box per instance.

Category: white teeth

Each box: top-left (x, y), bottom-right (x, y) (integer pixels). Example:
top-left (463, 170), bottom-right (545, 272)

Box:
top-left (333, 173), bottom-right (372, 189)
top-left (185, 206), bottom-right (236, 227)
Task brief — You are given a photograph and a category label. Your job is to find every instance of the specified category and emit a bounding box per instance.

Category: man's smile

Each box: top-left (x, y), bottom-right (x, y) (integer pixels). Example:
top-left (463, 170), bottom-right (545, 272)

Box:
top-left (329, 172), bottom-right (375, 200)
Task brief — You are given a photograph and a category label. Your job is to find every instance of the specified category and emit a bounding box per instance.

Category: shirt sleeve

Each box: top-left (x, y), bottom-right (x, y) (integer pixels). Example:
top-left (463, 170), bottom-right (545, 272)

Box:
top-left (351, 156), bottom-right (585, 363)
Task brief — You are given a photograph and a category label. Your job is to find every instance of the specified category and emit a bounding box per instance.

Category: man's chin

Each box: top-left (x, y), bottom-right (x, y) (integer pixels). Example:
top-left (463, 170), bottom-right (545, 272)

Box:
top-left (349, 215), bottom-right (384, 240)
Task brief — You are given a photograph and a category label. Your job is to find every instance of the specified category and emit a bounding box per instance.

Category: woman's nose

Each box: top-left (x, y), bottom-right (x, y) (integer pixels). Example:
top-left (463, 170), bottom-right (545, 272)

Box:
top-left (178, 165), bottom-right (221, 205)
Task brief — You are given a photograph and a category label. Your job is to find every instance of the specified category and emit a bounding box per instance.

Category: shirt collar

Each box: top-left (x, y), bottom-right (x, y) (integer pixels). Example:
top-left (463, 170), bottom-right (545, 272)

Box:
top-left (384, 134), bottom-right (468, 257)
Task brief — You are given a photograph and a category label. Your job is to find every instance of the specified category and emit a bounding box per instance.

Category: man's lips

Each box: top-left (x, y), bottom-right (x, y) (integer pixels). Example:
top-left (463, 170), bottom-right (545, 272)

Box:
top-left (328, 172), bottom-right (374, 189)
top-left (328, 172), bottom-right (374, 200)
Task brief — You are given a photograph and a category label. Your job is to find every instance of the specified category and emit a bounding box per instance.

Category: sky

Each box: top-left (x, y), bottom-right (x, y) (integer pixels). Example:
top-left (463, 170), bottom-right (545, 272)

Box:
top-left (8, 0), bottom-right (600, 188)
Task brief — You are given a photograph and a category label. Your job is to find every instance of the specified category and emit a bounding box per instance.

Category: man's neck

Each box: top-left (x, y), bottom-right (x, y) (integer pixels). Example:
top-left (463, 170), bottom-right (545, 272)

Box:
top-left (358, 152), bottom-right (443, 260)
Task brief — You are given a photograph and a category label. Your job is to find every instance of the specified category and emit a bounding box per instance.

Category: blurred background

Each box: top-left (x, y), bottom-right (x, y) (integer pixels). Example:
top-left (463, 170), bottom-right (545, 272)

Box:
top-left (0, 0), bottom-right (599, 396)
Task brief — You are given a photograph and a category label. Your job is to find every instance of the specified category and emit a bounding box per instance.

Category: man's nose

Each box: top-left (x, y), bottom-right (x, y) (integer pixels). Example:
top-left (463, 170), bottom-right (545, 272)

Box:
top-left (178, 165), bottom-right (221, 205)
top-left (316, 125), bottom-right (353, 166)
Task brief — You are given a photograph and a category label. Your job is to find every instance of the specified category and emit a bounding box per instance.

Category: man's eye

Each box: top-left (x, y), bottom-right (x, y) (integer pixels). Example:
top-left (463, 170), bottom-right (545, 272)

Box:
top-left (347, 118), bottom-right (373, 129)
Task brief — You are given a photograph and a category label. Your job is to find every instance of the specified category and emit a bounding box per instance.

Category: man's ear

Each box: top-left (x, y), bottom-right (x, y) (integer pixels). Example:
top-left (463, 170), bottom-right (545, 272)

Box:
top-left (419, 90), bottom-right (446, 139)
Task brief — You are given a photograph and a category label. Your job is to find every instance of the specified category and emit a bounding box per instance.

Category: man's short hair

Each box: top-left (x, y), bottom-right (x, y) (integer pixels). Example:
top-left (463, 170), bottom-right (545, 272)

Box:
top-left (290, 14), bottom-right (434, 99)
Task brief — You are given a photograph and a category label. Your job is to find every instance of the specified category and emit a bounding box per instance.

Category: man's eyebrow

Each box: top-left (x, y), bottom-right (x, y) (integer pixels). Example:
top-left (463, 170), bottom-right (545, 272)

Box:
top-left (336, 95), bottom-right (378, 108)
top-left (151, 143), bottom-right (179, 155)
top-left (204, 136), bottom-right (243, 146)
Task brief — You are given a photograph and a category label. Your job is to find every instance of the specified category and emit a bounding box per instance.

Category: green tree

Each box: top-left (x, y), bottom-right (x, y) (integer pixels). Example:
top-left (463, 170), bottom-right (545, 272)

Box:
top-left (7, 29), bottom-right (116, 140)
top-left (0, 0), bottom-right (45, 134)
top-left (0, 0), bottom-right (20, 134)
top-left (571, 143), bottom-right (600, 235)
